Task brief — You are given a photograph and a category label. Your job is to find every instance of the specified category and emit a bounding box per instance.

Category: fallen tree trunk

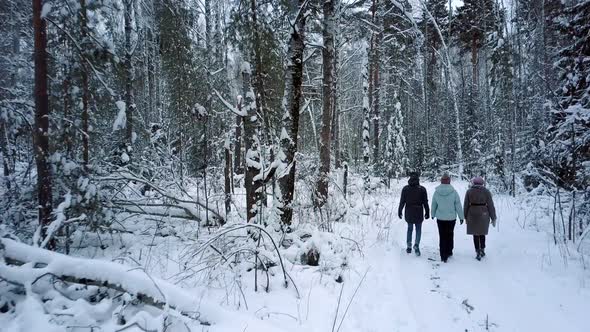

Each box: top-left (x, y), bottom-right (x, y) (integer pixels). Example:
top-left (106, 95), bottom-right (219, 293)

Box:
top-left (99, 171), bottom-right (225, 225)
top-left (0, 238), bottom-right (212, 323)
top-left (112, 201), bottom-right (210, 222)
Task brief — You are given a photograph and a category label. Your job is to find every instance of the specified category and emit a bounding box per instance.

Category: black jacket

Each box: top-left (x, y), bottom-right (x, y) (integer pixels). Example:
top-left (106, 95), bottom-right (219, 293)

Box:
top-left (398, 176), bottom-right (430, 223)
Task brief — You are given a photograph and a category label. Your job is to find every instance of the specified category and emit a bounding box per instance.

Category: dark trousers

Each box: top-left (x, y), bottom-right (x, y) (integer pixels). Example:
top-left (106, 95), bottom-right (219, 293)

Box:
top-left (473, 235), bottom-right (486, 252)
top-left (436, 220), bottom-right (456, 260)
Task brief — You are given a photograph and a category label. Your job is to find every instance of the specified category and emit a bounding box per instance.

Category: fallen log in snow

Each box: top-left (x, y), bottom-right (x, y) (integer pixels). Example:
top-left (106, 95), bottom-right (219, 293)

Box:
top-left (0, 238), bottom-right (212, 323)
top-left (99, 170), bottom-right (225, 225)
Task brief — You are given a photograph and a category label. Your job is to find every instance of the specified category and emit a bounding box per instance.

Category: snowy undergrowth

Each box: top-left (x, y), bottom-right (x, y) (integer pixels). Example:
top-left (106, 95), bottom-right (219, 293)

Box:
top-left (0, 170), bottom-right (364, 332)
top-left (2, 174), bottom-right (589, 332)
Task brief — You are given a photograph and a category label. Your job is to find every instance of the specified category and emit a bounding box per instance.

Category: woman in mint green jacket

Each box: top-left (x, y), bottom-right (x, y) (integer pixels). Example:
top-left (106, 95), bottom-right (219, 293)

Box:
top-left (431, 172), bottom-right (464, 262)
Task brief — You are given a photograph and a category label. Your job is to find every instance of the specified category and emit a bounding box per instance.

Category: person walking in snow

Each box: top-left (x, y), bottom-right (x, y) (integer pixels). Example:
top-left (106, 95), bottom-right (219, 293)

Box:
top-left (431, 172), bottom-right (464, 263)
top-left (398, 172), bottom-right (430, 256)
top-left (464, 176), bottom-right (497, 261)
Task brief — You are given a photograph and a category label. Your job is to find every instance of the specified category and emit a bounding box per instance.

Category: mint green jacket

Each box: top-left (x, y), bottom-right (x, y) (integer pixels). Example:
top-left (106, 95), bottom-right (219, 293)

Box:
top-left (431, 184), bottom-right (464, 221)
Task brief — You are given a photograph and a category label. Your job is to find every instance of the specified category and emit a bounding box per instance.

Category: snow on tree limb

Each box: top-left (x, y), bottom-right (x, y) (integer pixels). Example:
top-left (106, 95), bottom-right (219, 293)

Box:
top-left (214, 89), bottom-right (246, 117)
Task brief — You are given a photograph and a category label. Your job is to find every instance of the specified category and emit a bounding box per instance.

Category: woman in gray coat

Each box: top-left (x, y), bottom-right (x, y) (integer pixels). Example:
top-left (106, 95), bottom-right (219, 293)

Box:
top-left (463, 176), bottom-right (497, 260)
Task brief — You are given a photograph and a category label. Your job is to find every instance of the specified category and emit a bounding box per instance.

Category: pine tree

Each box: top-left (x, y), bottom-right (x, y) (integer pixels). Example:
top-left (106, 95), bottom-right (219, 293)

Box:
top-left (385, 92), bottom-right (408, 182)
top-left (541, 0), bottom-right (590, 190)
top-left (33, 0), bottom-right (53, 242)
top-left (454, 0), bottom-right (498, 176)
top-left (489, 6), bottom-right (514, 191)
top-left (278, 0), bottom-right (307, 225)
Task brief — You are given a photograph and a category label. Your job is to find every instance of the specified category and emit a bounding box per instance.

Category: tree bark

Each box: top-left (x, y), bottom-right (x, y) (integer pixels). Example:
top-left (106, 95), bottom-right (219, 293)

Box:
top-left (315, 0), bottom-right (336, 208)
top-left (80, 0), bottom-right (90, 168)
top-left (234, 115), bottom-right (243, 174)
top-left (471, 33), bottom-right (479, 102)
top-left (242, 63), bottom-right (262, 223)
top-left (362, 67), bottom-right (371, 164)
top-left (33, 0), bottom-right (53, 242)
top-left (250, 0), bottom-right (272, 205)
top-left (0, 122), bottom-right (10, 189)
top-left (224, 137), bottom-right (232, 216)
top-left (331, 22), bottom-right (341, 169)
top-left (371, 0), bottom-right (381, 165)
top-left (278, 0), bottom-right (306, 225)
top-left (124, 0), bottom-right (135, 149)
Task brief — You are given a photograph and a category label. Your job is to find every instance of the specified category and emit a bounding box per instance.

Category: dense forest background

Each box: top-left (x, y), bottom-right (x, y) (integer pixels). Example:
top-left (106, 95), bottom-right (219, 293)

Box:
top-left (0, 0), bottom-right (588, 245)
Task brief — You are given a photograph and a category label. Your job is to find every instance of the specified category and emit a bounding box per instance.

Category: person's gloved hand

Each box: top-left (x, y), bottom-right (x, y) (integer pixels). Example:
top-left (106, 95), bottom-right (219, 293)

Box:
top-left (460, 219), bottom-right (464, 225)
top-left (425, 213), bottom-right (430, 219)
top-left (491, 219), bottom-right (496, 227)
top-left (398, 213), bottom-right (402, 219)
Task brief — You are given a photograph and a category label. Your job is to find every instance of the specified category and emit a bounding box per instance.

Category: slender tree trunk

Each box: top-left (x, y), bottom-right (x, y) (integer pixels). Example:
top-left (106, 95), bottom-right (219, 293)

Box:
top-left (315, 0), bottom-right (336, 208)
top-left (124, 0), bottom-right (135, 149)
top-left (362, 67), bottom-right (371, 164)
top-left (242, 63), bottom-right (261, 222)
top-left (471, 33), bottom-right (479, 103)
top-left (343, 163), bottom-right (348, 198)
top-left (234, 115), bottom-right (243, 174)
top-left (205, 0), bottom-right (211, 49)
top-left (80, 0), bottom-right (90, 168)
top-left (224, 136), bottom-right (232, 216)
top-left (372, 0), bottom-right (381, 165)
top-left (331, 5), bottom-right (341, 169)
top-left (33, 0), bottom-right (53, 243)
top-left (146, 26), bottom-right (155, 122)
top-left (0, 121), bottom-right (10, 189)
top-left (278, 0), bottom-right (306, 225)
top-left (62, 58), bottom-right (73, 156)
top-left (214, 1), bottom-right (223, 64)
top-left (250, 0), bottom-right (273, 205)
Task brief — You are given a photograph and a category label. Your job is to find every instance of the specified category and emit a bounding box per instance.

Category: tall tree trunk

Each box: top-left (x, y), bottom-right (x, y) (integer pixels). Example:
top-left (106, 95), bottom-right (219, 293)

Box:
top-left (80, 0), bottom-right (90, 168)
top-left (242, 63), bottom-right (261, 223)
top-left (224, 135), bottom-right (232, 216)
top-left (234, 115), bottom-right (243, 174)
top-left (62, 56), bottom-right (73, 156)
top-left (250, 0), bottom-right (273, 205)
top-left (205, 0), bottom-right (211, 49)
top-left (315, 0), bottom-right (336, 208)
top-left (362, 67), bottom-right (371, 164)
top-left (214, 1), bottom-right (223, 64)
top-left (146, 16), bottom-right (155, 122)
top-left (278, 0), bottom-right (307, 225)
top-left (371, 0), bottom-right (381, 165)
top-left (0, 122), bottom-right (10, 189)
top-left (331, 5), bottom-right (341, 169)
top-left (372, 30), bottom-right (381, 165)
top-left (124, 0), bottom-right (135, 149)
top-left (471, 33), bottom-right (479, 102)
top-left (33, 0), bottom-right (53, 242)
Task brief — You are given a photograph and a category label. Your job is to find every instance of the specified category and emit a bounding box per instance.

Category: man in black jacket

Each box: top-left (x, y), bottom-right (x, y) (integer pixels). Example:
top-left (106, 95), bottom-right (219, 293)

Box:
top-left (398, 173), bottom-right (430, 256)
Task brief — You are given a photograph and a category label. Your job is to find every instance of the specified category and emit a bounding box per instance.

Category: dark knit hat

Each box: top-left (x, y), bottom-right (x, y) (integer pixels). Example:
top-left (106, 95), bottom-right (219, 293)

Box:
top-left (472, 176), bottom-right (485, 185)
top-left (441, 172), bottom-right (451, 184)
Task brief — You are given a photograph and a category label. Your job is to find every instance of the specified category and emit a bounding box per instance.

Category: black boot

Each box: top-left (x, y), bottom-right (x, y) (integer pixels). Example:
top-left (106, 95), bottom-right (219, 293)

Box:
top-left (406, 247), bottom-right (412, 254)
top-left (480, 249), bottom-right (486, 258)
top-left (413, 244), bottom-right (421, 256)
top-left (476, 251), bottom-right (482, 261)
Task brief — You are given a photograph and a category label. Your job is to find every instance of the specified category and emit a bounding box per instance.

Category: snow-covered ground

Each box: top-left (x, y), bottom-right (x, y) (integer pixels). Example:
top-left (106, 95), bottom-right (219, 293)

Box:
top-left (2, 179), bottom-right (589, 332)
top-left (227, 179), bottom-right (590, 332)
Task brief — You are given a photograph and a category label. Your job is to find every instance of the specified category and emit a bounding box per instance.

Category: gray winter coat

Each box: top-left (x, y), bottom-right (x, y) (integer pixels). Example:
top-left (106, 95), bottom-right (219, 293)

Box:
top-left (463, 185), bottom-right (497, 235)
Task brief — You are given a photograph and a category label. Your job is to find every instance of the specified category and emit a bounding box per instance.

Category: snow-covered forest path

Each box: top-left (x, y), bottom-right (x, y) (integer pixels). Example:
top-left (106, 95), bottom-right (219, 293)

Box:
top-left (295, 180), bottom-right (590, 332)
